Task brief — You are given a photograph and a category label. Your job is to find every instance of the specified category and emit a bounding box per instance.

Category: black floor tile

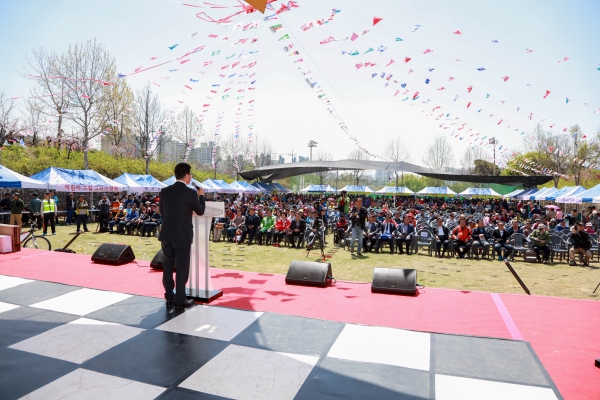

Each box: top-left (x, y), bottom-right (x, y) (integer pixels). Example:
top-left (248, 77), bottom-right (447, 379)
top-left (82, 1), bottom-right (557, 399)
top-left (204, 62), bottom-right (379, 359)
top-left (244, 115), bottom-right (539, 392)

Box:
top-left (231, 312), bottom-right (344, 356)
top-left (157, 387), bottom-right (232, 400)
top-left (0, 347), bottom-right (78, 400)
top-left (296, 357), bottom-right (430, 400)
top-left (0, 306), bottom-right (79, 347)
top-left (434, 334), bottom-right (550, 386)
top-left (0, 281), bottom-right (80, 306)
top-left (86, 296), bottom-right (181, 329)
top-left (83, 329), bottom-right (229, 387)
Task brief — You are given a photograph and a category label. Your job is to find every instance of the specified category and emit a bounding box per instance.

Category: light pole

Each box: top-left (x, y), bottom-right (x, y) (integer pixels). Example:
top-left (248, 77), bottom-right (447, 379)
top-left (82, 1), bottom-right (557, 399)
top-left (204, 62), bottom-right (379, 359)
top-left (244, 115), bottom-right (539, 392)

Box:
top-left (308, 140), bottom-right (317, 161)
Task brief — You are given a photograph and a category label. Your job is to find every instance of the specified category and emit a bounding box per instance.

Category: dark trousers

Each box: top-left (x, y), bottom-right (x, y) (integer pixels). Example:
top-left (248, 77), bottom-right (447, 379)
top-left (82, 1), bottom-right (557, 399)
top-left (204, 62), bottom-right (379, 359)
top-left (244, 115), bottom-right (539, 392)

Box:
top-left (43, 212), bottom-right (55, 234)
top-left (494, 243), bottom-right (513, 258)
top-left (99, 213), bottom-right (110, 230)
top-left (376, 236), bottom-right (395, 253)
top-left (363, 235), bottom-right (378, 252)
top-left (161, 241), bottom-right (191, 304)
top-left (66, 209), bottom-right (75, 224)
top-left (256, 229), bottom-right (272, 245)
top-left (76, 214), bottom-right (88, 231)
top-left (335, 228), bottom-right (346, 244)
top-left (454, 241), bottom-right (471, 257)
top-left (288, 231), bottom-right (303, 246)
top-left (241, 228), bottom-right (257, 244)
top-left (32, 213), bottom-right (43, 229)
top-left (436, 238), bottom-right (449, 254)
top-left (226, 227), bottom-right (237, 240)
top-left (396, 236), bottom-right (412, 253)
top-left (533, 245), bottom-right (550, 261)
top-left (141, 222), bottom-right (158, 236)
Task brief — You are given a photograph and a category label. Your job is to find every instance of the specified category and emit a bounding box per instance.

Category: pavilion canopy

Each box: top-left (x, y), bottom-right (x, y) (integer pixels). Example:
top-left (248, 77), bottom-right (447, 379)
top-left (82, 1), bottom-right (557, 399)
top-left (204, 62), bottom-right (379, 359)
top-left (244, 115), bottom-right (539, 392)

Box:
top-left (0, 165), bottom-right (47, 189)
top-left (502, 188), bottom-right (524, 199)
top-left (298, 184), bottom-right (337, 193)
top-left (339, 185), bottom-right (374, 194)
top-left (417, 187), bottom-right (456, 196)
top-left (252, 182), bottom-right (290, 193)
top-left (202, 179), bottom-right (238, 193)
top-left (31, 167), bottom-right (125, 193)
top-left (114, 173), bottom-right (167, 192)
top-left (229, 181), bottom-right (260, 194)
top-left (375, 186), bottom-right (415, 195)
top-left (458, 187), bottom-right (501, 197)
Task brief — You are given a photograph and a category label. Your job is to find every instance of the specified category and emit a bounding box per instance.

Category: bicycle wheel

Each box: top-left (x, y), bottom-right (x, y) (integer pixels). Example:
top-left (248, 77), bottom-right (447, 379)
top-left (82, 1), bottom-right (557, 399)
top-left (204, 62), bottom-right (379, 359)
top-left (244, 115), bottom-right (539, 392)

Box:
top-left (22, 235), bottom-right (52, 251)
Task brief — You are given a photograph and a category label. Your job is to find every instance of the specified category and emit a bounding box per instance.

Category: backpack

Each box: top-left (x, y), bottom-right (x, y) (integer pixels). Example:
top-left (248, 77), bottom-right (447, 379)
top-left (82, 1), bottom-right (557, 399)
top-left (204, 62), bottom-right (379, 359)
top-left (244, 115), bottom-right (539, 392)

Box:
top-left (524, 249), bottom-right (538, 262)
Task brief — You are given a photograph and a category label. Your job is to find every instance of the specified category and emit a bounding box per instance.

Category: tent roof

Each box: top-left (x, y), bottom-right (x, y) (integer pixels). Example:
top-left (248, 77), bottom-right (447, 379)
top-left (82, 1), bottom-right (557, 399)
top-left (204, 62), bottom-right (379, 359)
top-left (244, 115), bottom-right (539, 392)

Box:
top-left (516, 188), bottom-right (539, 199)
top-left (558, 184), bottom-right (600, 203)
top-left (31, 167), bottom-right (125, 192)
top-left (239, 159), bottom-right (552, 187)
top-left (162, 176), bottom-right (211, 190)
top-left (339, 185), bottom-right (374, 193)
top-left (375, 186), bottom-right (415, 194)
top-left (114, 173), bottom-right (166, 192)
top-left (252, 182), bottom-right (289, 193)
top-left (229, 181), bottom-right (260, 193)
top-left (531, 187), bottom-right (558, 201)
top-left (458, 187), bottom-right (501, 197)
top-left (202, 179), bottom-right (238, 193)
top-left (502, 188), bottom-right (524, 198)
top-left (417, 186), bottom-right (457, 195)
top-left (298, 184), bottom-right (336, 193)
top-left (546, 186), bottom-right (585, 201)
top-left (0, 165), bottom-right (47, 189)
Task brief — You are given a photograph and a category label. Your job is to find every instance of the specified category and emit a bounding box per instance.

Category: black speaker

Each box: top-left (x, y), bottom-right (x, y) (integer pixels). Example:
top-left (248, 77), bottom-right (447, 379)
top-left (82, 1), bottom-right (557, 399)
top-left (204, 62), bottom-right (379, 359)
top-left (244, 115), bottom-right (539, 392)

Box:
top-left (150, 249), bottom-right (164, 270)
top-left (285, 260), bottom-right (332, 287)
top-left (91, 244), bottom-right (135, 265)
top-left (371, 267), bottom-right (417, 295)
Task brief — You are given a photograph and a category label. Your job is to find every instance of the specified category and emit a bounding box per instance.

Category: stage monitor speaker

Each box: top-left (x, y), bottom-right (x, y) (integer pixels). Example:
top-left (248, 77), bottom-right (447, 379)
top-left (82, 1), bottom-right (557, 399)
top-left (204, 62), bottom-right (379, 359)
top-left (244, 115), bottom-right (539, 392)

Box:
top-left (91, 244), bottom-right (135, 265)
top-left (150, 249), bottom-right (164, 270)
top-left (285, 260), bottom-right (332, 287)
top-left (371, 267), bottom-right (417, 295)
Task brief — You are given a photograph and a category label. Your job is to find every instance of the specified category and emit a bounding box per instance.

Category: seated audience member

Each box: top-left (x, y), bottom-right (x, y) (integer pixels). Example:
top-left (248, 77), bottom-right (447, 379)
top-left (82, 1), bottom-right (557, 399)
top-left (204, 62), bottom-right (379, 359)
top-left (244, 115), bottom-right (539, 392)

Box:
top-left (287, 212), bottom-right (306, 248)
top-left (451, 218), bottom-right (472, 259)
top-left (569, 222), bottom-right (592, 266)
top-left (507, 220), bottom-right (522, 236)
top-left (434, 217), bottom-right (450, 258)
top-left (141, 207), bottom-right (161, 237)
top-left (109, 206), bottom-right (126, 233)
top-left (212, 215), bottom-right (229, 242)
top-left (335, 214), bottom-right (349, 246)
top-left (241, 208), bottom-right (260, 244)
top-left (256, 209), bottom-right (275, 245)
top-left (529, 224), bottom-right (551, 264)
top-left (554, 219), bottom-right (568, 232)
top-left (376, 214), bottom-right (396, 254)
top-left (122, 205), bottom-right (139, 235)
top-left (110, 197), bottom-right (120, 217)
top-left (585, 222), bottom-right (595, 234)
top-left (472, 219), bottom-right (490, 259)
top-left (548, 219), bottom-right (557, 230)
top-left (362, 215), bottom-right (380, 253)
top-left (227, 209), bottom-right (245, 242)
top-left (133, 205), bottom-right (148, 235)
top-left (396, 216), bottom-right (414, 254)
top-left (492, 221), bottom-right (513, 260)
top-left (274, 212), bottom-right (290, 246)
top-left (523, 221), bottom-right (533, 237)
top-left (307, 210), bottom-right (325, 250)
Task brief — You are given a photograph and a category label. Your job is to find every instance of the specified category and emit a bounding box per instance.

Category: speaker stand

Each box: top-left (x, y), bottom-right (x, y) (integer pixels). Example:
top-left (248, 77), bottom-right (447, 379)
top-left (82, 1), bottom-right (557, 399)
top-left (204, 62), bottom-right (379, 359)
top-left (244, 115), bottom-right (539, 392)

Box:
top-left (186, 288), bottom-right (223, 302)
top-left (593, 282), bottom-right (600, 294)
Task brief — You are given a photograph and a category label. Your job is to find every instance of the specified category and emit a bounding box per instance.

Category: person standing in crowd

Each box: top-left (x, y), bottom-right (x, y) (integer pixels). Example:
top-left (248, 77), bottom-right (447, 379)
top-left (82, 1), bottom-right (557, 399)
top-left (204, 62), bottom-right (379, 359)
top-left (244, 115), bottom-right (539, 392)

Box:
top-left (492, 221), bottom-right (513, 261)
top-left (159, 163), bottom-right (205, 308)
top-left (97, 194), bottom-right (111, 232)
top-left (75, 195), bottom-right (89, 233)
top-left (110, 196), bottom-right (120, 217)
top-left (434, 217), bottom-right (450, 258)
top-left (529, 224), bottom-right (550, 264)
top-left (349, 197), bottom-right (368, 256)
top-left (9, 193), bottom-right (24, 226)
top-left (42, 192), bottom-right (57, 235)
top-left (451, 217), bottom-right (472, 259)
top-left (569, 222), bottom-right (592, 266)
top-left (1, 194), bottom-right (11, 224)
top-left (29, 193), bottom-right (43, 228)
top-left (337, 190), bottom-right (350, 216)
top-left (50, 191), bottom-right (59, 225)
top-left (65, 193), bottom-right (75, 225)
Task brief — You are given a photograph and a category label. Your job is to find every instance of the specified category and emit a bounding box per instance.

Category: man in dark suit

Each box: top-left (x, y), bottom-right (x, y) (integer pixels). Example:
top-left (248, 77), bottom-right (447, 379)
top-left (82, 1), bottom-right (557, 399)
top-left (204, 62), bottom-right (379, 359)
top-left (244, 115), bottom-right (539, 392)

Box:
top-left (376, 214), bottom-right (396, 253)
top-left (288, 212), bottom-right (306, 248)
top-left (363, 215), bottom-right (380, 252)
top-left (396, 216), bottom-right (415, 254)
top-left (159, 163), bottom-right (205, 308)
top-left (491, 221), bottom-right (513, 261)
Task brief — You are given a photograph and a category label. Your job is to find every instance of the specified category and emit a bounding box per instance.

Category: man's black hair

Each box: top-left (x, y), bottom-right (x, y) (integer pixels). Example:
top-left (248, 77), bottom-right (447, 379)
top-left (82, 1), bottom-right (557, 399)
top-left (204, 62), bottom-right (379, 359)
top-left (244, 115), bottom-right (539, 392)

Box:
top-left (174, 162), bottom-right (192, 179)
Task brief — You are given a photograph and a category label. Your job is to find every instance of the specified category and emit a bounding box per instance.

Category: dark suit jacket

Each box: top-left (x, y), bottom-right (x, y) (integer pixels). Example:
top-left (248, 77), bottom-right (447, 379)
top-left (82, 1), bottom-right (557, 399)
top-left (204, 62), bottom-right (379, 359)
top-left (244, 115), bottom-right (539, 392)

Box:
top-left (379, 221), bottom-right (396, 237)
top-left (397, 223), bottom-right (414, 238)
top-left (290, 218), bottom-right (306, 233)
top-left (158, 181), bottom-right (205, 245)
top-left (491, 228), bottom-right (510, 244)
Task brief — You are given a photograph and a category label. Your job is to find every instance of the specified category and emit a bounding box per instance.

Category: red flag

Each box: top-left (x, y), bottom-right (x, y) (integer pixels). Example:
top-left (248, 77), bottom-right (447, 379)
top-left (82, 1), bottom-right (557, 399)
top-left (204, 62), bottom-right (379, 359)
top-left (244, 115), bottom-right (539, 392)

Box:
top-left (467, 102), bottom-right (471, 109)
top-left (373, 17), bottom-right (383, 26)
top-left (543, 90), bottom-right (551, 98)
top-left (412, 91), bottom-right (419, 100)
top-left (467, 85), bottom-right (473, 93)
top-left (404, 57), bottom-right (411, 63)
top-left (453, 30), bottom-right (462, 35)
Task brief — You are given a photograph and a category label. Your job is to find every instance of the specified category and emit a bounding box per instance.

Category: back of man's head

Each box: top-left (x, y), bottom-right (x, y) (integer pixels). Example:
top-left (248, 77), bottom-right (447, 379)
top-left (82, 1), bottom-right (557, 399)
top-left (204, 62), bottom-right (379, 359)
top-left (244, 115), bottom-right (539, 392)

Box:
top-left (174, 162), bottom-right (192, 179)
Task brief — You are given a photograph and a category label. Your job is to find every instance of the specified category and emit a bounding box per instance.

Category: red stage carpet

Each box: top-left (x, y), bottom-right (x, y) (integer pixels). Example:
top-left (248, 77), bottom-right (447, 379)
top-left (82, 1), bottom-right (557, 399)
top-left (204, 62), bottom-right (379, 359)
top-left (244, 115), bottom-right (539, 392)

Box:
top-left (1, 249), bottom-right (599, 399)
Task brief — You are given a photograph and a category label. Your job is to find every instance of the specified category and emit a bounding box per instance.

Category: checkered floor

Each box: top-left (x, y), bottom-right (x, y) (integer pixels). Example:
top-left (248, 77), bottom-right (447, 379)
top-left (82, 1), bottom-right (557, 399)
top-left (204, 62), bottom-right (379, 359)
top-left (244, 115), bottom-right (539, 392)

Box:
top-left (0, 274), bottom-right (562, 400)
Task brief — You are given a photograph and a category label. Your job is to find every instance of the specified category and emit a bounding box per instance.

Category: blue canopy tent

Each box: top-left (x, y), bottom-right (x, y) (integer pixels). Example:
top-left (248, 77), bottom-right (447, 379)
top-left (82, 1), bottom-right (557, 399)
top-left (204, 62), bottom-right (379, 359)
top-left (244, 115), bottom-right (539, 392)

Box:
top-left (530, 187), bottom-right (558, 201)
top-left (0, 165), bottom-right (47, 189)
top-left (557, 184), bottom-right (600, 203)
top-left (31, 167), bottom-right (125, 192)
top-left (546, 186), bottom-right (585, 201)
top-left (202, 179), bottom-right (238, 194)
top-left (114, 173), bottom-right (167, 192)
top-left (229, 181), bottom-right (260, 194)
top-left (458, 188), bottom-right (501, 197)
top-left (298, 185), bottom-right (336, 193)
top-left (162, 176), bottom-right (211, 190)
top-left (416, 187), bottom-right (456, 196)
top-left (339, 185), bottom-right (374, 194)
top-left (517, 188), bottom-right (539, 200)
top-left (375, 186), bottom-right (415, 195)
top-left (271, 182), bottom-right (291, 193)
top-left (252, 182), bottom-right (289, 193)
top-left (502, 188), bottom-right (525, 199)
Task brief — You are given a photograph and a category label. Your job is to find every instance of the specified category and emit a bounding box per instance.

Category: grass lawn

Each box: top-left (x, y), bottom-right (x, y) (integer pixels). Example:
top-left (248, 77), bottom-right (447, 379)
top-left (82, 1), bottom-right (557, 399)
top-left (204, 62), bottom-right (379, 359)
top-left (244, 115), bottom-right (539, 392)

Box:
top-left (31, 223), bottom-right (600, 301)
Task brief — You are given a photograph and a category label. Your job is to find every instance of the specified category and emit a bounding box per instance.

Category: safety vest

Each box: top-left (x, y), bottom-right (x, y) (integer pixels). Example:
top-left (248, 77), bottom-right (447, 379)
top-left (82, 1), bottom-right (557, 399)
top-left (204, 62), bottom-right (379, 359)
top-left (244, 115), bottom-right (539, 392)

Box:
top-left (42, 199), bottom-right (56, 213)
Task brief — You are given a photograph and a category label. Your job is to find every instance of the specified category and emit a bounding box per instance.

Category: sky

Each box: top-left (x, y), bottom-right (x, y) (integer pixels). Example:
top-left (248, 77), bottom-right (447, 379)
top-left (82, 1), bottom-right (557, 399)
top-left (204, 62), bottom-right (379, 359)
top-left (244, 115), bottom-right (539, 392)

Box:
top-left (1, 0), bottom-right (599, 167)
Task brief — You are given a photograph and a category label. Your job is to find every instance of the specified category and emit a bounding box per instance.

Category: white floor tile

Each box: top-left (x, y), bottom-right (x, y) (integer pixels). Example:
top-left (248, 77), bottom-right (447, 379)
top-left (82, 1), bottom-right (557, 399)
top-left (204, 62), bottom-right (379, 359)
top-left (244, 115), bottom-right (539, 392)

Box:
top-left (20, 368), bottom-right (165, 400)
top-left (0, 300), bottom-right (19, 314)
top-left (10, 318), bottom-right (144, 364)
top-left (0, 275), bottom-right (33, 291)
top-left (435, 374), bottom-right (558, 400)
top-left (327, 324), bottom-right (430, 371)
top-left (29, 288), bottom-right (132, 316)
top-left (180, 344), bottom-right (318, 400)
top-left (156, 305), bottom-right (262, 341)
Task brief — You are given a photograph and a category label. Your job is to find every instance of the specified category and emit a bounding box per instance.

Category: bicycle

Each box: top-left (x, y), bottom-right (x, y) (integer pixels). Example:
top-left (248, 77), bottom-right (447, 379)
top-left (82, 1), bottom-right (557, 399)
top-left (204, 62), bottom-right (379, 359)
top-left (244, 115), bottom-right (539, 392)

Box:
top-left (21, 221), bottom-right (52, 250)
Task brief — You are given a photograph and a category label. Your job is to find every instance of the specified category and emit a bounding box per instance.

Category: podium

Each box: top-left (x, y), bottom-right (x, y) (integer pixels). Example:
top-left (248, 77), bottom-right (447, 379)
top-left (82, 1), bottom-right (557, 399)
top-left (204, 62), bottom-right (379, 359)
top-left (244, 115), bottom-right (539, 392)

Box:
top-left (186, 201), bottom-right (225, 302)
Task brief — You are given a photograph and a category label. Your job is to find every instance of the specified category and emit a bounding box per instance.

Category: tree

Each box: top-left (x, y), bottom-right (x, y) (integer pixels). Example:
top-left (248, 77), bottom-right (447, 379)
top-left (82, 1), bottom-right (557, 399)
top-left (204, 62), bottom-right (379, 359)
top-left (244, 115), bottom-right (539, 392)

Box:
top-left (132, 83), bottom-right (166, 174)
top-left (569, 125), bottom-right (600, 185)
top-left (101, 78), bottom-right (135, 158)
top-left (220, 132), bottom-right (250, 178)
top-left (169, 106), bottom-right (202, 160)
top-left (348, 148), bottom-right (369, 186)
top-left (423, 134), bottom-right (454, 173)
top-left (0, 92), bottom-right (19, 146)
top-left (253, 135), bottom-right (273, 168)
top-left (315, 150), bottom-right (333, 185)
top-left (57, 39), bottom-right (118, 169)
top-left (20, 99), bottom-right (45, 146)
top-left (460, 146), bottom-right (489, 173)
top-left (382, 136), bottom-right (412, 188)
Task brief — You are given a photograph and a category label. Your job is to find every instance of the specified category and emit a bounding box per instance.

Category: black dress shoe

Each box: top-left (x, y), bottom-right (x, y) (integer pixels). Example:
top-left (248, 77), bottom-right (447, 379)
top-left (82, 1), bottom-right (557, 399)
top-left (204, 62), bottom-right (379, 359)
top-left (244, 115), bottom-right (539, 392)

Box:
top-left (175, 299), bottom-right (194, 308)
top-left (166, 299), bottom-right (174, 308)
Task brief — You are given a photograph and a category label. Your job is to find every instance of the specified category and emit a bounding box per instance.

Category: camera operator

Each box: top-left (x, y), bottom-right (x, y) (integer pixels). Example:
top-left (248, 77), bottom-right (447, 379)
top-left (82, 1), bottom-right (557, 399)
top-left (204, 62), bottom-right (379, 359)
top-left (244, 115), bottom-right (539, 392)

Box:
top-left (349, 197), bottom-right (368, 256)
